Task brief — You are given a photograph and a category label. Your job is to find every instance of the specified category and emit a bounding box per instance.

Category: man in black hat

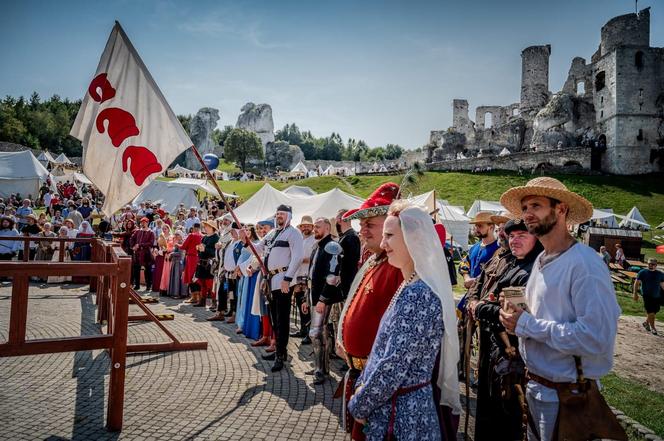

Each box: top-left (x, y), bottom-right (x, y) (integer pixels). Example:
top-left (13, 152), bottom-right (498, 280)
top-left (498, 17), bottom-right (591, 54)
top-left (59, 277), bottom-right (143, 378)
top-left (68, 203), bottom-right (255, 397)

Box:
top-left (245, 204), bottom-right (304, 372)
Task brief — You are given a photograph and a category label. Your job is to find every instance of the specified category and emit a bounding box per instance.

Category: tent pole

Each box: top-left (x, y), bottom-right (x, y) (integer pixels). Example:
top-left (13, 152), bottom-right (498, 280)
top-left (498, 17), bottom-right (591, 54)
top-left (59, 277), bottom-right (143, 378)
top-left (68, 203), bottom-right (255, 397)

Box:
top-left (190, 146), bottom-right (268, 275)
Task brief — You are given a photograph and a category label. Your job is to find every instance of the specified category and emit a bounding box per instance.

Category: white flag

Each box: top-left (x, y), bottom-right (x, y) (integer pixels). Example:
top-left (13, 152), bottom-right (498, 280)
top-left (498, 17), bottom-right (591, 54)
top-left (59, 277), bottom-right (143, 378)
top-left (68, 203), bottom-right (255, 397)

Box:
top-left (70, 22), bottom-right (192, 215)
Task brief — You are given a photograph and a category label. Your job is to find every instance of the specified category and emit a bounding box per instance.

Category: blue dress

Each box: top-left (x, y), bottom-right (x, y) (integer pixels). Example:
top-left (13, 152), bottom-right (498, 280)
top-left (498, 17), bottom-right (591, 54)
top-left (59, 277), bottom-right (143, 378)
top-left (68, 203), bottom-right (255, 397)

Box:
top-left (348, 279), bottom-right (444, 441)
top-left (240, 272), bottom-right (261, 340)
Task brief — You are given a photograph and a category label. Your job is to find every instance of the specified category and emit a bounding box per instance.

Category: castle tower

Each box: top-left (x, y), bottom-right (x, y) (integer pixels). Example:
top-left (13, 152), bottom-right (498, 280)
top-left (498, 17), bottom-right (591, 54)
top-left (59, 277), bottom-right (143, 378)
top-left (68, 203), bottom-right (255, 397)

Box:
top-left (520, 45), bottom-right (551, 114)
top-left (452, 99), bottom-right (470, 130)
top-left (593, 7), bottom-right (662, 174)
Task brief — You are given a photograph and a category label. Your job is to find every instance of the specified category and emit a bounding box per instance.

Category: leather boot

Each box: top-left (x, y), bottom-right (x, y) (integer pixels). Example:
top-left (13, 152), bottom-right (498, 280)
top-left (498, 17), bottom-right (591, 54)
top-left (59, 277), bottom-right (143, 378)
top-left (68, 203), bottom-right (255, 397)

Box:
top-left (271, 352), bottom-right (285, 372)
top-left (193, 294), bottom-right (207, 307)
top-left (185, 292), bottom-right (199, 304)
top-left (251, 336), bottom-right (270, 347)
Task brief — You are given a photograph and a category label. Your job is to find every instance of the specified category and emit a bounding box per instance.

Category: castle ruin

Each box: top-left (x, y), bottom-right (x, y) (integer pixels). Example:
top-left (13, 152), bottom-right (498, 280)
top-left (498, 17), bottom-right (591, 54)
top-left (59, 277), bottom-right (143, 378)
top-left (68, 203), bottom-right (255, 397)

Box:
top-left (427, 8), bottom-right (664, 175)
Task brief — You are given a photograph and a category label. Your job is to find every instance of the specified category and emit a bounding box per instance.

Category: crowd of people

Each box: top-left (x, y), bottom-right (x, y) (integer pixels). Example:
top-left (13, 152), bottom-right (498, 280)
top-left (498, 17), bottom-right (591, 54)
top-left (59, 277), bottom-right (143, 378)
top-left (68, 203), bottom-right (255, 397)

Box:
top-left (3, 174), bottom-right (661, 441)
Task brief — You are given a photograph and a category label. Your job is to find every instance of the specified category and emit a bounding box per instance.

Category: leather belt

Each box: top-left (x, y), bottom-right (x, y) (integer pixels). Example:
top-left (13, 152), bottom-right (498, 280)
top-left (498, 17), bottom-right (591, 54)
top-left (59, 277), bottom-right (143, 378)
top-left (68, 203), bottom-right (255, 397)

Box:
top-left (527, 372), bottom-right (579, 391)
top-left (268, 267), bottom-right (288, 276)
top-left (347, 354), bottom-right (368, 371)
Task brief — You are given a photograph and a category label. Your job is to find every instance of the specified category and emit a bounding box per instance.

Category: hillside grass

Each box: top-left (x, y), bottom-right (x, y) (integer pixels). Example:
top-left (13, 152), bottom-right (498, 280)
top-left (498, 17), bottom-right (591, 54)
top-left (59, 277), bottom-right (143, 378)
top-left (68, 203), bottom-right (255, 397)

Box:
top-left (207, 171), bottom-right (664, 226)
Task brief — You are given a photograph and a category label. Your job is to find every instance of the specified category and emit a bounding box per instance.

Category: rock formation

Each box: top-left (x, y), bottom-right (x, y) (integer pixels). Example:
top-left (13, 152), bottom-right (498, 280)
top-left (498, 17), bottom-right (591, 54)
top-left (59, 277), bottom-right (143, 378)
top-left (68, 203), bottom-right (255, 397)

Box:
top-left (236, 103), bottom-right (275, 150)
top-left (185, 107), bottom-right (220, 170)
top-left (265, 140), bottom-right (305, 170)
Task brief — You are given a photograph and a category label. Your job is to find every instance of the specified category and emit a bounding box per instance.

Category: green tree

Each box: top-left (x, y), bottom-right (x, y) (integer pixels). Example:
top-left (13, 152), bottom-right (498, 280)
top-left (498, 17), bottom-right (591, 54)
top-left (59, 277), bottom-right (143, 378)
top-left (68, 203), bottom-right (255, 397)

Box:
top-left (212, 125), bottom-right (234, 148)
top-left (384, 143), bottom-right (404, 160)
top-left (177, 114), bottom-right (192, 136)
top-left (224, 128), bottom-right (263, 172)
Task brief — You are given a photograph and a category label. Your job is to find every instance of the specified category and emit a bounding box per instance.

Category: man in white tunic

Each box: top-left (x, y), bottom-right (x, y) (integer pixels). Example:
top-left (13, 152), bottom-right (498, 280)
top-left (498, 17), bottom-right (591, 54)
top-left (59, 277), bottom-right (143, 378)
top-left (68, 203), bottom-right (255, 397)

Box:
top-left (498, 177), bottom-right (622, 441)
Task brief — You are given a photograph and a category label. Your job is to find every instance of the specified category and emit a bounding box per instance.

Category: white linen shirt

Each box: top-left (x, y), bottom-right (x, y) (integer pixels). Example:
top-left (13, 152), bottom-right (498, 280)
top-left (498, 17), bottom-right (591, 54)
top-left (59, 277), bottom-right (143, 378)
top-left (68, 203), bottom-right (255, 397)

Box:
top-left (516, 243), bottom-right (620, 386)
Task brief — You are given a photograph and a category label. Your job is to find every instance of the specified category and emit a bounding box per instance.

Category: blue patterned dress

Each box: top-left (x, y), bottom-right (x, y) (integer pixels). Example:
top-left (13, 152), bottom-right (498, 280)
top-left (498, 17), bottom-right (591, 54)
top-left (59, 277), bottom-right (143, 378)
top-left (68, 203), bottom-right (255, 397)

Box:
top-left (348, 279), bottom-right (444, 441)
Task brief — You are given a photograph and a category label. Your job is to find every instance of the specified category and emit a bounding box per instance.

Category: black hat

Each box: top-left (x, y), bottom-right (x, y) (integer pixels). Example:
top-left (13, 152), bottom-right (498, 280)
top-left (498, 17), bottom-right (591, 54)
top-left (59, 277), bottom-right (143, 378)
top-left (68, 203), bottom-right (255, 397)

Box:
top-left (276, 204), bottom-right (292, 213)
top-left (231, 222), bottom-right (240, 229)
top-left (504, 218), bottom-right (528, 235)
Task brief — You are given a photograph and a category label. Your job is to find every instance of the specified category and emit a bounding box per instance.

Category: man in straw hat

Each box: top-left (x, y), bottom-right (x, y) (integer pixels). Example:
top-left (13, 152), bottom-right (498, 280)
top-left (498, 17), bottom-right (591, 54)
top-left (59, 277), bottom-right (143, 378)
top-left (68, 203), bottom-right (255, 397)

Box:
top-left (459, 211), bottom-right (500, 290)
top-left (291, 215), bottom-right (316, 344)
top-left (192, 219), bottom-right (220, 307)
top-left (335, 182), bottom-right (404, 440)
top-left (498, 177), bottom-right (623, 441)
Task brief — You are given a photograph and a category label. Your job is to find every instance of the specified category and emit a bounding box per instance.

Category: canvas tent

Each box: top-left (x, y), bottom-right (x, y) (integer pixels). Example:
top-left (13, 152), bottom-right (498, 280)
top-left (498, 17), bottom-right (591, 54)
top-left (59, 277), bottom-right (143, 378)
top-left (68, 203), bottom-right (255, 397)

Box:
top-left (53, 152), bottom-right (73, 164)
top-left (52, 172), bottom-right (93, 186)
top-left (232, 184), bottom-right (364, 224)
top-left (289, 161), bottom-right (308, 177)
top-left (466, 200), bottom-right (505, 218)
top-left (132, 178), bottom-right (236, 212)
top-left (37, 150), bottom-right (55, 165)
top-left (0, 150), bottom-right (50, 198)
top-left (211, 169), bottom-right (229, 180)
top-left (167, 164), bottom-right (202, 178)
top-left (657, 221), bottom-right (664, 230)
top-left (438, 204), bottom-right (471, 250)
top-left (283, 185), bottom-right (317, 197)
top-left (619, 206), bottom-right (650, 230)
top-left (591, 209), bottom-right (619, 228)
top-left (498, 147), bottom-right (511, 157)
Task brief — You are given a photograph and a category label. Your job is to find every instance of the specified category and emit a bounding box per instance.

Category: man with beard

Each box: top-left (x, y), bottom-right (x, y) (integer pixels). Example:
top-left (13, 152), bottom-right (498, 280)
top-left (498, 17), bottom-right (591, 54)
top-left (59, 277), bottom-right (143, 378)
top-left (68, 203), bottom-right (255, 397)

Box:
top-left (303, 217), bottom-right (343, 385)
top-left (335, 182), bottom-right (403, 440)
top-left (499, 177), bottom-right (623, 441)
top-left (460, 212), bottom-right (500, 290)
top-left (291, 215), bottom-right (317, 344)
top-left (248, 205), bottom-right (304, 372)
top-left (467, 218), bottom-right (544, 441)
top-left (335, 209), bottom-right (361, 301)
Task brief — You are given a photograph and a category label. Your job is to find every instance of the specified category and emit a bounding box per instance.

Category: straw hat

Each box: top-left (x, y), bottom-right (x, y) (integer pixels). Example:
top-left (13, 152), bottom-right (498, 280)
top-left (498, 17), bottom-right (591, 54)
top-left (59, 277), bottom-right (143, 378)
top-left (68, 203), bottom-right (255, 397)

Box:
top-left (500, 177), bottom-right (593, 225)
top-left (201, 220), bottom-right (218, 231)
top-left (469, 211), bottom-right (495, 225)
top-left (298, 215), bottom-right (314, 226)
top-left (490, 213), bottom-right (512, 225)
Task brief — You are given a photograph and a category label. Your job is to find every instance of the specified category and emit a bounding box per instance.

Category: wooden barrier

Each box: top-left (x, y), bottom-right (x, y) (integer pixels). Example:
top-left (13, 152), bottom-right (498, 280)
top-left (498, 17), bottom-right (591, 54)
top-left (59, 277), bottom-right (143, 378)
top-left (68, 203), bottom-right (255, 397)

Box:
top-left (0, 237), bottom-right (131, 431)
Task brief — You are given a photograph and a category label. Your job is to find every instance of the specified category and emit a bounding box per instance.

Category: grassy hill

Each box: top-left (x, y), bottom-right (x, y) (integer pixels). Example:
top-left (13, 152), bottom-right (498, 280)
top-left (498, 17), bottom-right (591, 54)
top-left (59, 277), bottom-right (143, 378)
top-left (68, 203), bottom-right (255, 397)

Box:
top-left (210, 171), bottom-right (664, 226)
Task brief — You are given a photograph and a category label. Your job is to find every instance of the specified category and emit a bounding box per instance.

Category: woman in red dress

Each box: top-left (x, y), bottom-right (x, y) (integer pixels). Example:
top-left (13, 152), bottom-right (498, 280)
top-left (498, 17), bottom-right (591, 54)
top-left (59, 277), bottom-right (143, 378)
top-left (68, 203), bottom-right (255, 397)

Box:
top-left (180, 222), bottom-right (202, 300)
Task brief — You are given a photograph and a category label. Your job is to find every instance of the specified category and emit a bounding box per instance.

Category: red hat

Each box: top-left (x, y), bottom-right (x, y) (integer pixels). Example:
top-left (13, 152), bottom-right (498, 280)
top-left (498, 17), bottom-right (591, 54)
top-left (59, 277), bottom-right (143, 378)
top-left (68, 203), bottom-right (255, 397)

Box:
top-left (434, 223), bottom-right (446, 247)
top-left (140, 217), bottom-right (149, 224)
top-left (342, 182), bottom-right (400, 221)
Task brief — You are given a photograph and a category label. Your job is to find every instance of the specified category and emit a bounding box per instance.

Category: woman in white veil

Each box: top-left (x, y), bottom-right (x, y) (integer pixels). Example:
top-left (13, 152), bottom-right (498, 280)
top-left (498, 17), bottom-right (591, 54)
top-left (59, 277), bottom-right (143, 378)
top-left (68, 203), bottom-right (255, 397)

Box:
top-left (348, 200), bottom-right (460, 440)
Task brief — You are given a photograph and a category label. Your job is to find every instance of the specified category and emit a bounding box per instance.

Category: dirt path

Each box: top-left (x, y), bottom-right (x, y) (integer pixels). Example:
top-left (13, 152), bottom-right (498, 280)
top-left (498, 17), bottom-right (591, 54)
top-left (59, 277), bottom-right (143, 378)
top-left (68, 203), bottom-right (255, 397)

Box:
top-left (613, 315), bottom-right (664, 394)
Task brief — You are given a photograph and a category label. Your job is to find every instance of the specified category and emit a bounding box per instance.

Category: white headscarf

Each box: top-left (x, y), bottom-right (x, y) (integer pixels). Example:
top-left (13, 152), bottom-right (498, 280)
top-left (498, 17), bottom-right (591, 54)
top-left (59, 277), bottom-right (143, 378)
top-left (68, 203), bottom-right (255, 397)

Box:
top-left (79, 221), bottom-right (94, 235)
top-left (399, 205), bottom-right (461, 415)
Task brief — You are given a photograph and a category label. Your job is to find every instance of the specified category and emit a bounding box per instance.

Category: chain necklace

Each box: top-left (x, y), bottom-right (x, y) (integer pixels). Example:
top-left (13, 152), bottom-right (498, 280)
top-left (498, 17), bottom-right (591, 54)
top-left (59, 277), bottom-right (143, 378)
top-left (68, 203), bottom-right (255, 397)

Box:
top-left (386, 271), bottom-right (418, 312)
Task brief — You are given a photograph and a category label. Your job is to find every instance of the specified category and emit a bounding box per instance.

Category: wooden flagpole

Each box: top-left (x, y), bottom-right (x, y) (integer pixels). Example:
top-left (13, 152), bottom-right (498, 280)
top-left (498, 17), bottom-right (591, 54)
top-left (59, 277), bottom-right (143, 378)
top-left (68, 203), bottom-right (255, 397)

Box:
top-left (189, 145), bottom-right (268, 275)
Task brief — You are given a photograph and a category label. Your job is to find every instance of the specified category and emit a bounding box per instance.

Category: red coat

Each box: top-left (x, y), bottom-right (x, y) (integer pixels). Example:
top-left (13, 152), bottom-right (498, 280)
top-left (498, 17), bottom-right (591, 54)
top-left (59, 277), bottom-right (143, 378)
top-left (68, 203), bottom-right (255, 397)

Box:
top-left (129, 229), bottom-right (155, 266)
top-left (180, 232), bottom-right (202, 284)
top-left (342, 254), bottom-right (403, 358)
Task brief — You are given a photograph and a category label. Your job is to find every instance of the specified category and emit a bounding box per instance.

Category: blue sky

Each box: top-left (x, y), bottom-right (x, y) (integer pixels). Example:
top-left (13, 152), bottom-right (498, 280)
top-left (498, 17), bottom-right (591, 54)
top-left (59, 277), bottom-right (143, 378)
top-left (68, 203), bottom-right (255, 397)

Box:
top-left (1, 0), bottom-right (662, 149)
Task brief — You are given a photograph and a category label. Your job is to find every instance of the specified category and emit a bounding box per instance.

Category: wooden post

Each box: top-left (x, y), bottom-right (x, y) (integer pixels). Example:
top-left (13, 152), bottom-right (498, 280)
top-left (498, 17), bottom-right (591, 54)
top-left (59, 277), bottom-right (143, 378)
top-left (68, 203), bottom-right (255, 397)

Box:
top-left (106, 254), bottom-right (131, 431)
top-left (8, 275), bottom-right (29, 345)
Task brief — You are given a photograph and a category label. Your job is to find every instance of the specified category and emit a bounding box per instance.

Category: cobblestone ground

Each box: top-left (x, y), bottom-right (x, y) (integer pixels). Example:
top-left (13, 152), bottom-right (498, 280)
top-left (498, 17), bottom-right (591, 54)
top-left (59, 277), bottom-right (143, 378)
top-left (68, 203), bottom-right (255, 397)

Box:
top-left (0, 283), bottom-right (475, 440)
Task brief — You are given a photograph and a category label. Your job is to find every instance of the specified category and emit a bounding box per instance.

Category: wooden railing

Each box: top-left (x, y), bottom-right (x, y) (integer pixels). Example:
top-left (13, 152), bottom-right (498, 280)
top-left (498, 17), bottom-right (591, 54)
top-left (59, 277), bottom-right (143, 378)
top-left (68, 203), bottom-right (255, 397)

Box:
top-left (0, 237), bottom-right (131, 431)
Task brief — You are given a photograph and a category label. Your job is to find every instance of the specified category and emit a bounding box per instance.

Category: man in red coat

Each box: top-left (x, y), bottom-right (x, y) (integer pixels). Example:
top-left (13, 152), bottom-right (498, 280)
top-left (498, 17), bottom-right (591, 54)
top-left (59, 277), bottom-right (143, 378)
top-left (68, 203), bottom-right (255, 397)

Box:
top-left (335, 183), bottom-right (404, 441)
top-left (130, 217), bottom-right (155, 291)
top-left (180, 223), bottom-right (202, 302)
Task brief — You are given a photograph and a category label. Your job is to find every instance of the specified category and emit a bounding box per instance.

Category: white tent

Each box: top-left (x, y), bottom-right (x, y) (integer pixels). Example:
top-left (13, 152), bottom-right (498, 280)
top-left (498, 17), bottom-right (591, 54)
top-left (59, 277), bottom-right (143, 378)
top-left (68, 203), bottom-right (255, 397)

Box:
top-left (239, 173), bottom-right (250, 182)
top-left (132, 178), bottom-right (236, 212)
top-left (0, 150), bottom-right (50, 198)
top-left (498, 147), bottom-right (511, 156)
top-left (321, 165), bottom-right (334, 176)
top-left (591, 208), bottom-right (619, 228)
top-left (438, 204), bottom-right (471, 250)
top-left (52, 172), bottom-right (93, 186)
top-left (53, 152), bottom-right (73, 164)
top-left (378, 165), bottom-right (388, 173)
top-left (408, 191), bottom-right (437, 214)
top-left (657, 221), bottom-right (664, 230)
top-left (211, 169), bottom-right (229, 181)
top-left (466, 200), bottom-right (505, 218)
top-left (167, 164), bottom-right (202, 178)
top-left (289, 161), bottom-right (308, 176)
top-left (619, 206), bottom-right (650, 230)
top-left (283, 185), bottom-right (317, 197)
top-left (233, 184), bottom-right (364, 224)
top-left (37, 150), bottom-right (55, 165)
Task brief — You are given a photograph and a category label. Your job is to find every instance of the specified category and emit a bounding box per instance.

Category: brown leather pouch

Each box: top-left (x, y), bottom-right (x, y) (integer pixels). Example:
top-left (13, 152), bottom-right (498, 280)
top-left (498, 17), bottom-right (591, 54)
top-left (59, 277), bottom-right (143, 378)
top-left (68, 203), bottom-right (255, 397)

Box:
top-left (553, 356), bottom-right (627, 441)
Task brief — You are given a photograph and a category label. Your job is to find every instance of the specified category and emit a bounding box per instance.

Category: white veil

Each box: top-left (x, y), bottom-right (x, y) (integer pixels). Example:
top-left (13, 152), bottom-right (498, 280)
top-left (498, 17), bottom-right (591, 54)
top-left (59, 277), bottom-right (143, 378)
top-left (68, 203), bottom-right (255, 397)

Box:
top-left (399, 205), bottom-right (461, 414)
